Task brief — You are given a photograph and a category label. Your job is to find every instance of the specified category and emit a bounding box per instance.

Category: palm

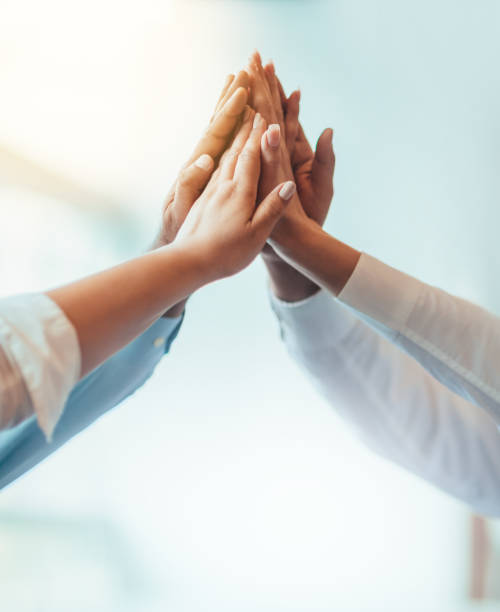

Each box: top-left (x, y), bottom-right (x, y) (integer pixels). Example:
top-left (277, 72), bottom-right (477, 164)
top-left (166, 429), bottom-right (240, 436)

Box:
top-left (290, 124), bottom-right (333, 228)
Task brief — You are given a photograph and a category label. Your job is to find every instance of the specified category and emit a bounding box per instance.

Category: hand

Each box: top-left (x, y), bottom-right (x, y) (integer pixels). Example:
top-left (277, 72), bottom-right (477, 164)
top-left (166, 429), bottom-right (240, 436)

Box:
top-left (245, 53), bottom-right (321, 301)
top-left (175, 109), bottom-right (295, 281)
top-left (264, 63), bottom-right (335, 227)
top-left (154, 71), bottom-right (250, 248)
top-left (152, 71), bottom-right (249, 316)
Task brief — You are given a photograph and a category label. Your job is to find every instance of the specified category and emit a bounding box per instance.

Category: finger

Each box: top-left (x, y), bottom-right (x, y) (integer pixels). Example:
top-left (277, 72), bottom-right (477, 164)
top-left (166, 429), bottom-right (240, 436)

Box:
top-left (311, 128), bottom-right (335, 200)
top-left (264, 62), bottom-right (285, 131)
top-left (234, 112), bottom-right (267, 191)
top-left (251, 180), bottom-right (296, 237)
top-left (260, 123), bottom-right (283, 198)
top-left (213, 70), bottom-right (249, 117)
top-left (284, 89), bottom-right (300, 155)
top-left (190, 87), bottom-right (248, 164)
top-left (273, 72), bottom-right (288, 111)
top-left (247, 53), bottom-right (277, 124)
top-left (219, 107), bottom-right (255, 180)
top-left (173, 153), bottom-right (215, 221)
top-left (212, 73), bottom-right (234, 115)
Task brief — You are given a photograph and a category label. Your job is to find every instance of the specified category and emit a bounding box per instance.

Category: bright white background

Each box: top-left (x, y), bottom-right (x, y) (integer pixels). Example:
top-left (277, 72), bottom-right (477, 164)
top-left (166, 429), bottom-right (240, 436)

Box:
top-left (1, 0), bottom-right (500, 610)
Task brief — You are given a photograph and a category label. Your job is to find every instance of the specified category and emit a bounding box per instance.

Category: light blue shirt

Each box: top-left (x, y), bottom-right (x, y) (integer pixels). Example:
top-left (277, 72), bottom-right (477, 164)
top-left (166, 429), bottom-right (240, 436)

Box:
top-left (0, 315), bottom-right (183, 489)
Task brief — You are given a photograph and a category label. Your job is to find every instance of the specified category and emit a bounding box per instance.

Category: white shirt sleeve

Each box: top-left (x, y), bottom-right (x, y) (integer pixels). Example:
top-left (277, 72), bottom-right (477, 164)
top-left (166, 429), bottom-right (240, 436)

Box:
top-left (271, 289), bottom-right (500, 516)
top-left (338, 253), bottom-right (500, 426)
top-left (0, 293), bottom-right (81, 441)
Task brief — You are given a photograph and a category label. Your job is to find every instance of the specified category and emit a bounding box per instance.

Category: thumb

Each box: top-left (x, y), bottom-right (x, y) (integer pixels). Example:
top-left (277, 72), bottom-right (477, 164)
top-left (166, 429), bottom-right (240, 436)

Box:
top-left (251, 180), bottom-right (296, 237)
top-left (311, 128), bottom-right (335, 200)
top-left (173, 153), bottom-right (215, 220)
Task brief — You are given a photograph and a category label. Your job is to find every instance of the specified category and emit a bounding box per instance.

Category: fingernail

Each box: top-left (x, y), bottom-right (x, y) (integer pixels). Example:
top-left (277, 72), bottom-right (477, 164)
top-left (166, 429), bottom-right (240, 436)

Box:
top-left (253, 112), bottom-right (261, 128)
top-left (195, 154), bottom-right (213, 171)
top-left (279, 181), bottom-right (296, 201)
top-left (267, 124), bottom-right (280, 149)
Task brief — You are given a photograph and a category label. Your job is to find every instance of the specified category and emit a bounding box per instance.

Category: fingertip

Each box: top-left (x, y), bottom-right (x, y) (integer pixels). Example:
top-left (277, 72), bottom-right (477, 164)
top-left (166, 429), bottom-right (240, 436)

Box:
top-left (278, 181), bottom-right (296, 201)
top-left (267, 123), bottom-right (281, 149)
top-left (287, 90), bottom-right (300, 112)
top-left (250, 49), bottom-right (262, 65)
top-left (194, 153), bottom-right (214, 172)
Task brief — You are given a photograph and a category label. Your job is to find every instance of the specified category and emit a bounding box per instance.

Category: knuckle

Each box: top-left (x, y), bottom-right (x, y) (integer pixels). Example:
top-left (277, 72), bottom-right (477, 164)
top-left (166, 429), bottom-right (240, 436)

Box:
top-left (266, 198), bottom-right (285, 218)
top-left (178, 167), bottom-right (192, 185)
top-left (239, 149), bottom-right (256, 164)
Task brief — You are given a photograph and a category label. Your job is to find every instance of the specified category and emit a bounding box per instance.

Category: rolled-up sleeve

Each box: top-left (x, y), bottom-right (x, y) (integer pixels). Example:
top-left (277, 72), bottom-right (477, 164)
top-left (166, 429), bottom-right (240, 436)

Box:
top-left (0, 293), bottom-right (81, 440)
top-left (0, 314), bottom-right (183, 489)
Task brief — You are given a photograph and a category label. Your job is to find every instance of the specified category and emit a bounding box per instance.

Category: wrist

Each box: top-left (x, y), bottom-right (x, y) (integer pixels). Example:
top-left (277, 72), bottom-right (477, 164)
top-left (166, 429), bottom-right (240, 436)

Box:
top-left (262, 255), bottom-right (319, 302)
top-left (273, 223), bottom-right (361, 297)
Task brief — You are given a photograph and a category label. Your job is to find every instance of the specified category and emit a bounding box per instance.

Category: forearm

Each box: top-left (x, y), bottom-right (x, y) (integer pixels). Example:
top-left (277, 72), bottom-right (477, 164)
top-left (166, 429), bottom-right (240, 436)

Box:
top-left (47, 244), bottom-right (205, 377)
top-left (272, 290), bottom-right (500, 515)
top-left (273, 217), bottom-right (500, 426)
top-left (0, 316), bottom-right (182, 488)
top-left (270, 218), bottom-right (361, 297)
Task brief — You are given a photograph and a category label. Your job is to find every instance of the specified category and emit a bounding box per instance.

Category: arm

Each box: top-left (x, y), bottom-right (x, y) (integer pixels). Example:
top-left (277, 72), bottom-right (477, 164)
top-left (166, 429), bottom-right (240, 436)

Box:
top-left (0, 315), bottom-right (181, 489)
top-left (271, 288), bottom-right (500, 516)
top-left (0, 111), bottom-right (292, 444)
top-left (253, 54), bottom-right (500, 513)
top-left (272, 210), bottom-right (500, 428)
top-left (0, 73), bottom-right (251, 475)
top-left (251, 51), bottom-right (500, 426)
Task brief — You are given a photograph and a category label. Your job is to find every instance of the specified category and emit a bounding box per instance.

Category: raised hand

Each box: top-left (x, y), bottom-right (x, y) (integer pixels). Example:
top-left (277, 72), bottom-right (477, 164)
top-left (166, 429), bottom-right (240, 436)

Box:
top-left (263, 61), bottom-right (335, 227)
top-left (152, 71), bottom-right (249, 316)
top-left (175, 109), bottom-right (296, 281)
top-left (155, 71), bottom-right (250, 248)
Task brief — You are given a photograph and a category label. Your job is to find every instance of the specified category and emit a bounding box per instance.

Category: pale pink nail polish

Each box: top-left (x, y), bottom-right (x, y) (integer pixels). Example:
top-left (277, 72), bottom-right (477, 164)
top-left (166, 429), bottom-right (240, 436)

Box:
top-left (195, 154), bottom-right (213, 171)
top-left (253, 113), bottom-right (261, 128)
top-left (267, 124), bottom-right (281, 149)
top-left (279, 181), bottom-right (296, 201)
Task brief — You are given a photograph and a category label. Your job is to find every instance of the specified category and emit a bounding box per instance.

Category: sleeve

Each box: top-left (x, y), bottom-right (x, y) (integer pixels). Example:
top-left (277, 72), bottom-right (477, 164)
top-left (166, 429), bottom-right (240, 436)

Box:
top-left (0, 293), bottom-right (81, 440)
top-left (338, 253), bottom-right (500, 426)
top-left (0, 314), bottom-right (183, 489)
top-left (271, 289), bottom-right (500, 516)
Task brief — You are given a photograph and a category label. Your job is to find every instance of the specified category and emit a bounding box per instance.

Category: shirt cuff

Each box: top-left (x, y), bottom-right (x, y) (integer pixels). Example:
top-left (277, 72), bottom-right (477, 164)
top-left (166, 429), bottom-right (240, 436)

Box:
top-left (0, 293), bottom-right (81, 441)
top-left (338, 253), bottom-right (423, 333)
top-left (139, 314), bottom-right (184, 356)
top-left (270, 288), bottom-right (358, 353)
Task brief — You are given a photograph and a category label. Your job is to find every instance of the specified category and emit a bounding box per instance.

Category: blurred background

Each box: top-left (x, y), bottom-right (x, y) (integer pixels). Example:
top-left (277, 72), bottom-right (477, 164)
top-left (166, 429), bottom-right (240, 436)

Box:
top-left (1, 0), bottom-right (500, 610)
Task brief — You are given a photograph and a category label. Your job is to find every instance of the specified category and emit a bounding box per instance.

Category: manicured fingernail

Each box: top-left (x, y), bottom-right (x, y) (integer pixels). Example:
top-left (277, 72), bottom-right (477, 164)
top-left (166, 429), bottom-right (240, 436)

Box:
top-left (279, 181), bottom-right (296, 201)
top-left (253, 112), bottom-right (261, 128)
top-left (267, 124), bottom-right (280, 149)
top-left (195, 154), bottom-right (213, 171)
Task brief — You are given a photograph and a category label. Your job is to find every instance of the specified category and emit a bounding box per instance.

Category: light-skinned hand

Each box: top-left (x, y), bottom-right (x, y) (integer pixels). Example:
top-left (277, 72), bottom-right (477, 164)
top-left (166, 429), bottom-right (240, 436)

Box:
top-left (175, 109), bottom-right (296, 281)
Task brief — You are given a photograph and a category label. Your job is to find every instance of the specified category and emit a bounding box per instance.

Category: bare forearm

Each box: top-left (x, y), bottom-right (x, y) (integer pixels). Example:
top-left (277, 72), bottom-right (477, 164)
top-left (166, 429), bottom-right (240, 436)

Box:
top-left (270, 219), bottom-right (361, 297)
top-left (150, 235), bottom-right (189, 318)
top-left (47, 245), bottom-right (205, 377)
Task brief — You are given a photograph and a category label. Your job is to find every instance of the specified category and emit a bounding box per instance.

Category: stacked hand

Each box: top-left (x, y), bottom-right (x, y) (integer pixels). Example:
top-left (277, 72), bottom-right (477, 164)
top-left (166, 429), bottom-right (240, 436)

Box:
top-left (46, 52), bottom-right (358, 381)
top-left (151, 50), bottom-right (354, 313)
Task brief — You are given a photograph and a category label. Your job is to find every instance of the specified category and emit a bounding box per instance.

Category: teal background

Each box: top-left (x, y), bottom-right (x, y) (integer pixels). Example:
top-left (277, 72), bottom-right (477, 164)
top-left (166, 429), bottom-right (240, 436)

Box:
top-left (1, 1), bottom-right (500, 609)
